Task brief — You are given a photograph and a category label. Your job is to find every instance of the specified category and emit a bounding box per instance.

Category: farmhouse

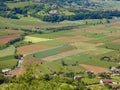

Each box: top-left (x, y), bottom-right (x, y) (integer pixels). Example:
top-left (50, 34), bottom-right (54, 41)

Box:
top-left (100, 79), bottom-right (112, 84)
top-left (74, 76), bottom-right (83, 80)
top-left (111, 73), bottom-right (120, 76)
top-left (1, 68), bottom-right (11, 74)
top-left (111, 67), bottom-right (120, 73)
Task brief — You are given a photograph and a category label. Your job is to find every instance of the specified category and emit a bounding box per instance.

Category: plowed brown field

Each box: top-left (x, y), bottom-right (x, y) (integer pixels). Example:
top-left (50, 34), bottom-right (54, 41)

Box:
top-left (17, 44), bottom-right (51, 55)
top-left (80, 64), bottom-right (110, 74)
top-left (0, 34), bottom-right (21, 44)
top-left (113, 39), bottom-right (120, 43)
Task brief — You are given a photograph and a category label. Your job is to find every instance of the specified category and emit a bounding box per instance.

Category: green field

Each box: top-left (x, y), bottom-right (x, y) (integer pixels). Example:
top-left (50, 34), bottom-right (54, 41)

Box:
top-left (29, 30), bottom-right (77, 39)
top-left (80, 32), bottom-right (105, 38)
top-left (0, 56), bottom-right (17, 70)
top-left (29, 60), bottom-right (85, 74)
top-left (54, 52), bottom-right (119, 69)
top-left (6, 1), bottom-right (38, 9)
top-left (38, 40), bottom-right (68, 46)
top-left (0, 46), bottom-right (15, 57)
top-left (32, 44), bottom-right (75, 59)
top-left (0, 16), bottom-right (46, 30)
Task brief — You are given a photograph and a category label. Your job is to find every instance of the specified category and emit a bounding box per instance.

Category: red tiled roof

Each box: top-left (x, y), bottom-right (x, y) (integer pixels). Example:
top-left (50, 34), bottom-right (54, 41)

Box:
top-left (102, 79), bottom-right (112, 83)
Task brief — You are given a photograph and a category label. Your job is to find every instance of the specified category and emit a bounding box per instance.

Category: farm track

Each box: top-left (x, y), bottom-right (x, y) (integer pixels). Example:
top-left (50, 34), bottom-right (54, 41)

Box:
top-left (41, 49), bottom-right (81, 61)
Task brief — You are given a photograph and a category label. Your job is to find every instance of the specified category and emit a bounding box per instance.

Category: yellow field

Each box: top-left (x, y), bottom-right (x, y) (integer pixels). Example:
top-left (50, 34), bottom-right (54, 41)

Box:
top-left (24, 36), bottom-right (52, 43)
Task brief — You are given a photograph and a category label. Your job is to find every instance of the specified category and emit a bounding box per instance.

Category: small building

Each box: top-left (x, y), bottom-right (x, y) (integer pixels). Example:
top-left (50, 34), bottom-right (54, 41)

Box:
top-left (110, 67), bottom-right (120, 73)
top-left (111, 67), bottom-right (116, 71)
top-left (74, 76), bottom-right (83, 80)
top-left (100, 79), bottom-right (112, 84)
top-left (1, 68), bottom-right (11, 74)
top-left (111, 73), bottom-right (120, 76)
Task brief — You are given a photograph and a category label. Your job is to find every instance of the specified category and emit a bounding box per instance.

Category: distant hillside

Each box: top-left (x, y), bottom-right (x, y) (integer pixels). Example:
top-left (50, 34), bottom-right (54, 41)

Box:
top-left (1, 0), bottom-right (120, 22)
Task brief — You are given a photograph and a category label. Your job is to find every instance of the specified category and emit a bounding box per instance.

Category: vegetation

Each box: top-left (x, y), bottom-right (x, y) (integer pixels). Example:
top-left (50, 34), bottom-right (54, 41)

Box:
top-left (32, 44), bottom-right (75, 58)
top-left (0, 46), bottom-right (16, 57)
top-left (0, 55), bottom-right (17, 71)
top-left (0, 0), bottom-right (120, 89)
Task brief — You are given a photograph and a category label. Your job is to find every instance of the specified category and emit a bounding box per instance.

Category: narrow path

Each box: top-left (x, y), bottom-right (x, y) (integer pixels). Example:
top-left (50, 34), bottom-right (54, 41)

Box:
top-left (9, 58), bottom-right (25, 77)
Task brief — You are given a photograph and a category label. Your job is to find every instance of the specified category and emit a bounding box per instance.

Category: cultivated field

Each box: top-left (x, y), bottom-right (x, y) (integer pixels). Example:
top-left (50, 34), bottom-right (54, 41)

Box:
top-left (0, 56), bottom-right (17, 71)
top-left (0, 46), bottom-right (15, 57)
top-left (32, 45), bottom-right (76, 59)
top-left (17, 44), bottom-right (51, 55)
top-left (0, 34), bottom-right (21, 44)
top-left (24, 36), bottom-right (53, 43)
top-left (0, 16), bottom-right (120, 76)
top-left (80, 64), bottom-right (110, 74)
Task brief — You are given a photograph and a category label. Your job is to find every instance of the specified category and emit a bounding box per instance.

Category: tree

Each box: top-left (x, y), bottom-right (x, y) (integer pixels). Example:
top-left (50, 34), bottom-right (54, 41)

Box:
top-left (14, 54), bottom-right (23, 59)
top-left (0, 74), bottom-right (4, 84)
top-left (44, 74), bottom-right (51, 81)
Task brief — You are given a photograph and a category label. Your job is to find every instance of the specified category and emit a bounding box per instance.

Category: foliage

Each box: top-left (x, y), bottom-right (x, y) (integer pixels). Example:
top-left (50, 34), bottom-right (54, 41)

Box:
top-left (1, 0), bottom-right (120, 22)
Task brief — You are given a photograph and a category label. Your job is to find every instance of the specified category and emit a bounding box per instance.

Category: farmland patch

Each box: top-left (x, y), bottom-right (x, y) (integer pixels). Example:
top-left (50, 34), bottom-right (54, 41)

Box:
top-left (71, 42), bottom-right (104, 50)
top-left (17, 44), bottom-right (51, 55)
top-left (41, 49), bottom-right (81, 61)
top-left (55, 36), bottom-right (92, 42)
top-left (80, 32), bottom-right (105, 38)
top-left (111, 22), bottom-right (120, 27)
top-left (24, 36), bottom-right (52, 43)
top-left (38, 40), bottom-right (68, 46)
top-left (113, 39), bottom-right (120, 43)
top-left (86, 48), bottom-right (113, 55)
top-left (107, 31), bottom-right (120, 36)
top-left (80, 64), bottom-right (110, 74)
top-left (0, 56), bottom-right (17, 70)
top-left (32, 45), bottom-right (76, 59)
top-left (0, 34), bottom-right (21, 44)
top-left (0, 46), bottom-right (15, 57)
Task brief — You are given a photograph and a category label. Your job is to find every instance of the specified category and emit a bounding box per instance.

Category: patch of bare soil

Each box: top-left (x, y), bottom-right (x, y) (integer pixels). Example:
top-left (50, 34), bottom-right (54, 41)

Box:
top-left (80, 64), bottom-right (110, 74)
top-left (113, 39), bottom-right (120, 43)
top-left (17, 44), bottom-right (51, 55)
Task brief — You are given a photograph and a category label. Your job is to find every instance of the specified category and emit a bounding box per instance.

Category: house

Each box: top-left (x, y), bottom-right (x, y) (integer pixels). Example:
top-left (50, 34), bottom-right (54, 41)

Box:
top-left (1, 68), bottom-right (11, 74)
top-left (111, 67), bottom-right (116, 71)
top-left (74, 76), bottom-right (83, 80)
top-left (111, 73), bottom-right (120, 76)
top-left (110, 67), bottom-right (120, 73)
top-left (100, 79), bottom-right (112, 84)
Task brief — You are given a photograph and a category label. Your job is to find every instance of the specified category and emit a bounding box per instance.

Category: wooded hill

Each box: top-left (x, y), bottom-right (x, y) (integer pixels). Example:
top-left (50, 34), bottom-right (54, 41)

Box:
top-left (1, 0), bottom-right (120, 22)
